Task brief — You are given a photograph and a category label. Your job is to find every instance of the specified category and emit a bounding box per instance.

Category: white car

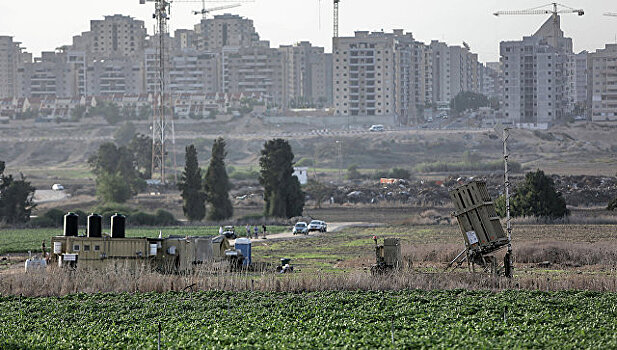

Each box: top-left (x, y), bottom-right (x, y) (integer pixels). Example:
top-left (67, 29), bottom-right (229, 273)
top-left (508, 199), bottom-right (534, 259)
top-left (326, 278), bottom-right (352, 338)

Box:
top-left (308, 220), bottom-right (327, 233)
top-left (51, 184), bottom-right (64, 191)
top-left (369, 124), bottom-right (385, 132)
top-left (292, 222), bottom-right (309, 235)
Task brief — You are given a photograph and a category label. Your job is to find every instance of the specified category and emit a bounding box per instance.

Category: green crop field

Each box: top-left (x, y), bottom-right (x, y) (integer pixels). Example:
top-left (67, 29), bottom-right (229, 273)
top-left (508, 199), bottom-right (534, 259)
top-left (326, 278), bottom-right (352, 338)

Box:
top-left (0, 226), bottom-right (288, 254)
top-left (1, 290), bottom-right (616, 349)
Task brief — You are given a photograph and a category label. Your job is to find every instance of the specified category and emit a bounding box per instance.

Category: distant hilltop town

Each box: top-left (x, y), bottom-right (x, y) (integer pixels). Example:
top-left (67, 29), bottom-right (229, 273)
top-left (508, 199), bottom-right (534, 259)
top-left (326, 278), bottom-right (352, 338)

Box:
top-left (0, 13), bottom-right (615, 127)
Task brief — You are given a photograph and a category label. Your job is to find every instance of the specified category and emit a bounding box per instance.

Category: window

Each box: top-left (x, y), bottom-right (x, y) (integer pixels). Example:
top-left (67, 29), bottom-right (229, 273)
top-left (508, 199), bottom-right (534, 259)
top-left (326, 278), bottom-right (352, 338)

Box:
top-left (84, 245), bottom-right (90, 251)
top-left (73, 245), bottom-right (80, 251)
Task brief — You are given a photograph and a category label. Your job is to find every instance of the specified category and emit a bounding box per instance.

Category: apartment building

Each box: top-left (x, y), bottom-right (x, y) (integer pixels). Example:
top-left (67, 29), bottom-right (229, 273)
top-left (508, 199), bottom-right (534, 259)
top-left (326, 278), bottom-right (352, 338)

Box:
top-left (588, 44), bottom-right (617, 121)
top-left (221, 46), bottom-right (286, 106)
top-left (500, 16), bottom-right (572, 126)
top-left (430, 40), bottom-right (480, 104)
top-left (482, 62), bottom-right (503, 99)
top-left (168, 49), bottom-right (219, 95)
top-left (0, 36), bottom-right (30, 98)
top-left (279, 41), bottom-right (332, 107)
top-left (333, 31), bottom-right (397, 117)
top-left (72, 15), bottom-right (146, 61)
top-left (86, 58), bottom-right (144, 96)
top-left (194, 14), bottom-right (260, 51)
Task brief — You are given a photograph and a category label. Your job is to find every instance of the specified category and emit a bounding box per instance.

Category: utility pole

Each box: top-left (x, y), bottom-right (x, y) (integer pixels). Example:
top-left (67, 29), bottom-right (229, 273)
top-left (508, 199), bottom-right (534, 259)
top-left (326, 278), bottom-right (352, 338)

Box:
top-left (335, 140), bottom-right (342, 183)
top-left (503, 127), bottom-right (513, 278)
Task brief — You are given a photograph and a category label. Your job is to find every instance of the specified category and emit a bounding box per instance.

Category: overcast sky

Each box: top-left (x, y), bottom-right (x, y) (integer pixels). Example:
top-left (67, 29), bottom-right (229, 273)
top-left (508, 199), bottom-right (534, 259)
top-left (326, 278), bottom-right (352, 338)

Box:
top-left (1, 0), bottom-right (616, 62)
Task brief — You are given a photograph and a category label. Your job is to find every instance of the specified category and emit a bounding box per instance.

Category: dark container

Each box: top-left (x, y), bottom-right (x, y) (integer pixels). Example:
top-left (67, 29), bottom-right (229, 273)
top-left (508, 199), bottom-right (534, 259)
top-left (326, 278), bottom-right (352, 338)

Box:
top-left (63, 212), bottom-right (79, 236)
top-left (111, 213), bottom-right (126, 238)
top-left (87, 213), bottom-right (103, 238)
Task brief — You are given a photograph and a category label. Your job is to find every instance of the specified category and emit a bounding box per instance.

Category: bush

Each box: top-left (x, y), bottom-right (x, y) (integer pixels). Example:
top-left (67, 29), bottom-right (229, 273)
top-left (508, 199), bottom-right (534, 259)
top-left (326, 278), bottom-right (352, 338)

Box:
top-left (608, 198), bottom-right (617, 211)
top-left (229, 168), bottom-right (259, 181)
top-left (389, 168), bottom-right (411, 180)
top-left (496, 169), bottom-right (569, 219)
top-left (415, 160), bottom-right (522, 173)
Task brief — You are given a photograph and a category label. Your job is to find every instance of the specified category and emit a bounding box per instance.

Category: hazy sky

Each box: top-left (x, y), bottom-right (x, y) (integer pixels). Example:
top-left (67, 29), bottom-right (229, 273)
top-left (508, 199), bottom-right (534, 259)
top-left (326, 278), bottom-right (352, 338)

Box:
top-left (1, 0), bottom-right (616, 62)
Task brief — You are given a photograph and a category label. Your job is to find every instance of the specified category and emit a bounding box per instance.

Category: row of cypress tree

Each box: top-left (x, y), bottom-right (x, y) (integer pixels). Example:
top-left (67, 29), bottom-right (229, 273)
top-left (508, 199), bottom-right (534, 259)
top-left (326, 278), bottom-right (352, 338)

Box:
top-left (179, 137), bottom-right (304, 222)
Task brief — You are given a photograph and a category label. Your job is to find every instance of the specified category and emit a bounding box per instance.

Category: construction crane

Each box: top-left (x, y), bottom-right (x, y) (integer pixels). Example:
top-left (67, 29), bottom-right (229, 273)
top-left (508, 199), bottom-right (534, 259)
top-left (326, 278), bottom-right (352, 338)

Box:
top-left (333, 0), bottom-right (340, 38)
top-left (494, 3), bottom-right (584, 50)
top-left (193, 3), bottom-right (241, 19)
top-left (605, 13), bottom-right (617, 17)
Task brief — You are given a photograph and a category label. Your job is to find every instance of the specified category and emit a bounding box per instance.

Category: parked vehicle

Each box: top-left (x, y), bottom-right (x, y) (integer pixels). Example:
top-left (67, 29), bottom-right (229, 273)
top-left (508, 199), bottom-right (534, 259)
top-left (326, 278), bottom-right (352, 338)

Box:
top-left (369, 124), bottom-right (385, 132)
top-left (308, 220), bottom-right (327, 233)
top-left (51, 184), bottom-right (65, 191)
top-left (292, 222), bottom-right (309, 235)
top-left (223, 225), bottom-right (236, 239)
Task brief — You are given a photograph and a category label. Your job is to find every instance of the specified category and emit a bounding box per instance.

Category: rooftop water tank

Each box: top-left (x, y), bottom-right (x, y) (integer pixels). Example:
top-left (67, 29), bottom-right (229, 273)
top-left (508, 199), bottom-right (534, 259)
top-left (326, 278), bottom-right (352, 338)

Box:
top-left (87, 213), bottom-right (102, 238)
top-left (111, 213), bottom-right (126, 238)
top-left (234, 238), bottom-right (252, 266)
top-left (63, 212), bottom-right (79, 237)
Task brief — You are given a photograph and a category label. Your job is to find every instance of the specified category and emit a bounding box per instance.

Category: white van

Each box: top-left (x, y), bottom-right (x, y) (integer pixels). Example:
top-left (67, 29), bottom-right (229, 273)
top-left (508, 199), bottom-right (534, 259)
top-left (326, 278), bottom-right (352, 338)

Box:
top-left (369, 124), bottom-right (385, 132)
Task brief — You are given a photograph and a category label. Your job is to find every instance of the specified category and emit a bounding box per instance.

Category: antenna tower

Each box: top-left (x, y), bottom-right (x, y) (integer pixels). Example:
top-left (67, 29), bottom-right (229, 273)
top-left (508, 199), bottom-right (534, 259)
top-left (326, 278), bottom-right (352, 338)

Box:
top-left (150, 0), bottom-right (176, 184)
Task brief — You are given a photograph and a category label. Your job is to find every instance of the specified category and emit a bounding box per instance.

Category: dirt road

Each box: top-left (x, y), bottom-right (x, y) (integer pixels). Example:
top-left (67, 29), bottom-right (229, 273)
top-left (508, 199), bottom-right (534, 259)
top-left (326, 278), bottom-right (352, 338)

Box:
top-left (230, 222), bottom-right (383, 245)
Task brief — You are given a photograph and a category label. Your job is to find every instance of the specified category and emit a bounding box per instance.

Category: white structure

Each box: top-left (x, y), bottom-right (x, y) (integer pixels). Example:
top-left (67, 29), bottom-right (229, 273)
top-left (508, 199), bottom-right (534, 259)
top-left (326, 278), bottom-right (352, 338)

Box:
top-left (500, 15), bottom-right (572, 126)
top-left (293, 167), bottom-right (308, 185)
top-left (588, 44), bottom-right (617, 121)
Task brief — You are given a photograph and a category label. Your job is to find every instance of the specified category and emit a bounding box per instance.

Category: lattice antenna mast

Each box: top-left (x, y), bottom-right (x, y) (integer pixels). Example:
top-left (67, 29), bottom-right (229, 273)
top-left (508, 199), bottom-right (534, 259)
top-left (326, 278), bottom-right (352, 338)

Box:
top-left (146, 0), bottom-right (172, 184)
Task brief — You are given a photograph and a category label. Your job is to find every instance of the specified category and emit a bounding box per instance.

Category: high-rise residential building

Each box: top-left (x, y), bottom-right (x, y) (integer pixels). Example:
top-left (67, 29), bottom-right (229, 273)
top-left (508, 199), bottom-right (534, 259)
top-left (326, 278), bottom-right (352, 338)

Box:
top-left (279, 41), bottom-right (332, 108)
top-left (569, 51), bottom-right (588, 110)
top-left (221, 46), bottom-right (286, 105)
top-left (333, 31), bottom-right (397, 117)
top-left (391, 30), bottom-right (430, 124)
top-left (173, 29), bottom-right (198, 50)
top-left (86, 58), bottom-right (144, 96)
top-left (500, 15), bottom-right (572, 126)
top-left (168, 49), bottom-right (219, 95)
top-left (588, 44), bottom-right (617, 121)
top-left (72, 15), bottom-right (146, 61)
top-left (20, 52), bottom-right (72, 98)
top-left (0, 36), bottom-right (30, 98)
top-left (430, 40), bottom-right (480, 104)
top-left (194, 14), bottom-right (260, 51)
top-left (482, 62), bottom-right (503, 99)
top-left (334, 30), bottom-right (449, 122)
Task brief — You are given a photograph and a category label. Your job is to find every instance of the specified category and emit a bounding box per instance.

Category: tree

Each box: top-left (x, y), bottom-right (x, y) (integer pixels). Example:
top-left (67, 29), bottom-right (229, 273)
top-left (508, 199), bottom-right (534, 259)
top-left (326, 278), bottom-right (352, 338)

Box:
top-left (346, 165), bottom-right (362, 180)
top-left (496, 169), bottom-right (569, 219)
top-left (259, 139), bottom-right (305, 218)
top-left (113, 122), bottom-right (137, 146)
top-left (88, 143), bottom-right (145, 202)
top-left (0, 161), bottom-right (36, 224)
top-left (70, 105), bottom-right (87, 121)
top-left (304, 180), bottom-right (331, 208)
top-left (178, 145), bottom-right (206, 221)
top-left (204, 138), bottom-right (233, 221)
top-left (129, 133), bottom-right (153, 179)
top-left (96, 171), bottom-right (131, 203)
top-left (450, 91), bottom-right (489, 114)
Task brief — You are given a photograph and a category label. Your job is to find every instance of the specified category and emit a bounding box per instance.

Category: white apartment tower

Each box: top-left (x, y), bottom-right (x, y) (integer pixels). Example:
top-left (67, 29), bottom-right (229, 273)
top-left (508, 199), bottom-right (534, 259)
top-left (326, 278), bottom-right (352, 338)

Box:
top-left (194, 14), bottom-right (260, 51)
top-left (500, 16), bottom-right (573, 126)
top-left (0, 36), bottom-right (30, 98)
top-left (588, 44), bottom-right (617, 121)
top-left (72, 15), bottom-right (146, 61)
top-left (333, 31), bottom-right (397, 117)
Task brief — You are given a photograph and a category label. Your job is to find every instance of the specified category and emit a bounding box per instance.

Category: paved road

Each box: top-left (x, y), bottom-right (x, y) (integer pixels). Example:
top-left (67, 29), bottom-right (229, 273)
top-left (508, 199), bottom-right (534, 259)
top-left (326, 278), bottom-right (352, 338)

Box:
top-left (0, 127), bottom-right (491, 143)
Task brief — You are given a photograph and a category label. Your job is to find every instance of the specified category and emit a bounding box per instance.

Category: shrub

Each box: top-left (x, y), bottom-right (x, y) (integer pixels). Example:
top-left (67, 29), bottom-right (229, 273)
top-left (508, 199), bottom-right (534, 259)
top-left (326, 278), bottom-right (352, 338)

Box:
top-left (295, 158), bottom-right (314, 167)
top-left (608, 198), bottom-right (617, 211)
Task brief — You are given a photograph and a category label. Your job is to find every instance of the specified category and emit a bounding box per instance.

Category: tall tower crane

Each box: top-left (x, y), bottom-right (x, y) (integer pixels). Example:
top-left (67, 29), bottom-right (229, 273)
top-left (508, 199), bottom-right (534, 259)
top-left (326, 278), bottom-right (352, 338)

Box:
top-left (605, 13), bottom-right (617, 17)
top-left (333, 0), bottom-right (340, 38)
top-left (494, 2), bottom-right (584, 50)
top-left (193, 3), bottom-right (241, 19)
